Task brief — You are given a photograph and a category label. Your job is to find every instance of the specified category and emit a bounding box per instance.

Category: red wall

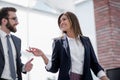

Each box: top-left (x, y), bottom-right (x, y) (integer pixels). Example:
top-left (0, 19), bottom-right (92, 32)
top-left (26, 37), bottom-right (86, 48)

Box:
top-left (93, 0), bottom-right (120, 70)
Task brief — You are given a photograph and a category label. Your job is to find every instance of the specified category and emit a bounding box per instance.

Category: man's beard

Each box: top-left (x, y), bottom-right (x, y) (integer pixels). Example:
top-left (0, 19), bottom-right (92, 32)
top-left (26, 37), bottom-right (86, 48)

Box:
top-left (6, 21), bottom-right (17, 33)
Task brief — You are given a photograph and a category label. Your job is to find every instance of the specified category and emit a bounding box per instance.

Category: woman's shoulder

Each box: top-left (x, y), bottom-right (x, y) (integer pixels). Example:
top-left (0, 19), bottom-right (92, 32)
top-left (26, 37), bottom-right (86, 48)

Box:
top-left (52, 36), bottom-right (63, 42)
top-left (53, 35), bottom-right (65, 40)
top-left (80, 35), bottom-right (89, 39)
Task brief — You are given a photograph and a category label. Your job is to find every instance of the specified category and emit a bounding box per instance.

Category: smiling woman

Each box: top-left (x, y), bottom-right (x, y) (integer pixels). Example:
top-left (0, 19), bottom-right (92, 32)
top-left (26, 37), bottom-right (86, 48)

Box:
top-left (27, 11), bottom-right (109, 80)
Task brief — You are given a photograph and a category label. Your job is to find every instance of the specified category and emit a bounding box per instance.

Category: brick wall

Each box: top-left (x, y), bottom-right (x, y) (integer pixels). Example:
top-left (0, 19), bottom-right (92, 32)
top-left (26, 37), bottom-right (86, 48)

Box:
top-left (93, 0), bottom-right (120, 70)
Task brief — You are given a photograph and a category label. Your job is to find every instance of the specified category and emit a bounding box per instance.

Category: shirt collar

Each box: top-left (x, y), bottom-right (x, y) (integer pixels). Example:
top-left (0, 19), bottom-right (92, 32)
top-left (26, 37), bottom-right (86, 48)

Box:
top-left (0, 29), bottom-right (11, 38)
top-left (66, 34), bottom-right (80, 41)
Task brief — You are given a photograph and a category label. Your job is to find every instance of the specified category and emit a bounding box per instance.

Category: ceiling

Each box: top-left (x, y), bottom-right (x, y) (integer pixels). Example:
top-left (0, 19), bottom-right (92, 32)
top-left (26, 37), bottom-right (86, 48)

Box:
top-left (1, 0), bottom-right (87, 14)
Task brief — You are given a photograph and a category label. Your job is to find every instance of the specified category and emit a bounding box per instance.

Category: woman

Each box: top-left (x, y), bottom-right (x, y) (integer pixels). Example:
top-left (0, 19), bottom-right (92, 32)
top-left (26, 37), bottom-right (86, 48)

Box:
top-left (27, 11), bottom-right (109, 80)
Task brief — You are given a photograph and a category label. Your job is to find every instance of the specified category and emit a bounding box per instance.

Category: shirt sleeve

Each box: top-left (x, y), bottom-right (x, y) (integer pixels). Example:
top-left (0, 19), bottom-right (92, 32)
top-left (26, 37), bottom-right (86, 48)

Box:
top-left (22, 64), bottom-right (26, 72)
top-left (45, 60), bottom-right (52, 70)
top-left (97, 70), bottom-right (106, 78)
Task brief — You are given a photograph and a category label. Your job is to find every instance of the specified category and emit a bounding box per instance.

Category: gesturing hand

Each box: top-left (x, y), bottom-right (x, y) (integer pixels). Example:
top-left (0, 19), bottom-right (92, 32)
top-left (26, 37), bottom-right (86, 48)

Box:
top-left (26, 47), bottom-right (49, 65)
top-left (24, 58), bottom-right (33, 72)
top-left (26, 47), bottom-right (44, 56)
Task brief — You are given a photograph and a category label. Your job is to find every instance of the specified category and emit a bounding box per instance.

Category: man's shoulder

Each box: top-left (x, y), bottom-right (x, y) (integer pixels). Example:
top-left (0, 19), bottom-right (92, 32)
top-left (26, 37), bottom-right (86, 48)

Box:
top-left (11, 34), bottom-right (21, 41)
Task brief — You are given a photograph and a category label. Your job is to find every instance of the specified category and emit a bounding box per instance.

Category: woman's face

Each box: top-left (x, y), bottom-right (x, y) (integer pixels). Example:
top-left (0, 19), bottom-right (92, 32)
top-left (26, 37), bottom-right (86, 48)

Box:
top-left (59, 15), bottom-right (71, 32)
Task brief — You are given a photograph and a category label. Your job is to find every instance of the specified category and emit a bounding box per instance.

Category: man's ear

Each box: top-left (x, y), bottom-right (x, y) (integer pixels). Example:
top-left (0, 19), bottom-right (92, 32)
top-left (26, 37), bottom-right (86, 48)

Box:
top-left (1, 18), bottom-right (7, 24)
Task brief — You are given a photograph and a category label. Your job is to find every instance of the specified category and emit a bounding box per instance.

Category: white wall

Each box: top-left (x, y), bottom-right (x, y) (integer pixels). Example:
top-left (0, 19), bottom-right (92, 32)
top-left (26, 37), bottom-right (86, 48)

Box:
top-left (16, 10), bottom-right (60, 80)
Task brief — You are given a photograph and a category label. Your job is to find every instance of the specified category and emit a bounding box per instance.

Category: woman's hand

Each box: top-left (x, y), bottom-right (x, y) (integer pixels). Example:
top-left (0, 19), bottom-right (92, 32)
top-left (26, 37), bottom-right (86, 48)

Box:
top-left (26, 47), bottom-right (44, 56)
top-left (26, 47), bottom-right (49, 65)
top-left (100, 76), bottom-right (110, 80)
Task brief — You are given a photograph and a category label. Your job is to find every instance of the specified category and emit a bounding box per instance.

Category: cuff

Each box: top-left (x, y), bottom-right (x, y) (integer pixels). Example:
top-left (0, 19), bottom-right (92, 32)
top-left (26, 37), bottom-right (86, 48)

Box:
top-left (45, 61), bottom-right (52, 70)
top-left (22, 64), bottom-right (26, 72)
top-left (97, 70), bottom-right (106, 79)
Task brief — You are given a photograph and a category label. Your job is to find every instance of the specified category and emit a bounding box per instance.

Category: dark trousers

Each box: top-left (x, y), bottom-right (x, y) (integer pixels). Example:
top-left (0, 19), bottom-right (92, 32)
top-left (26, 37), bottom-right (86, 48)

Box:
top-left (70, 72), bottom-right (83, 80)
top-left (0, 78), bottom-right (7, 80)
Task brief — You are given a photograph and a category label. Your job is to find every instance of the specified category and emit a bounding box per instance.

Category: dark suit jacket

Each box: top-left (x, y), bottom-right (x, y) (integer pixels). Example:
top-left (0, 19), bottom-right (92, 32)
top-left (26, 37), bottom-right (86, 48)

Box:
top-left (47, 35), bottom-right (104, 80)
top-left (0, 35), bottom-right (24, 80)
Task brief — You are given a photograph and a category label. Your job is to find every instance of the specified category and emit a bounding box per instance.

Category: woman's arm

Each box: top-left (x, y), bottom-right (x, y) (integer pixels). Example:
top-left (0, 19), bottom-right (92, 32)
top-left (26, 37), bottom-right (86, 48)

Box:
top-left (26, 47), bottom-right (48, 65)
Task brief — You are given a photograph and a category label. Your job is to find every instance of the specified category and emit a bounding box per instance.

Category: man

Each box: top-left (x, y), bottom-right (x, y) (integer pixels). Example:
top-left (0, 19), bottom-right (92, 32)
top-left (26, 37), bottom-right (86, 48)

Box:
top-left (0, 7), bottom-right (33, 80)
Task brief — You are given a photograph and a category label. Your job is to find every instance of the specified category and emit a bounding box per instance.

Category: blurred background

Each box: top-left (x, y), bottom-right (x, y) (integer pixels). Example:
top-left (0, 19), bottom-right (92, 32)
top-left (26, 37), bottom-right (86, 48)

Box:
top-left (0, 0), bottom-right (120, 80)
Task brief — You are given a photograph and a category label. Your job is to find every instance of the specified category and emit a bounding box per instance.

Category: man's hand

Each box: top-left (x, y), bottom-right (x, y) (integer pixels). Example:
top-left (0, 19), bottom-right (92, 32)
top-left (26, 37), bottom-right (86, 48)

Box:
top-left (24, 58), bottom-right (33, 72)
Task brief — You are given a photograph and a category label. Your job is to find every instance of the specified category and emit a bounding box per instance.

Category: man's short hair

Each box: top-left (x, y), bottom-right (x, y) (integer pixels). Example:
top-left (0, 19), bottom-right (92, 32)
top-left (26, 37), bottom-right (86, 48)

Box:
top-left (0, 7), bottom-right (16, 25)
